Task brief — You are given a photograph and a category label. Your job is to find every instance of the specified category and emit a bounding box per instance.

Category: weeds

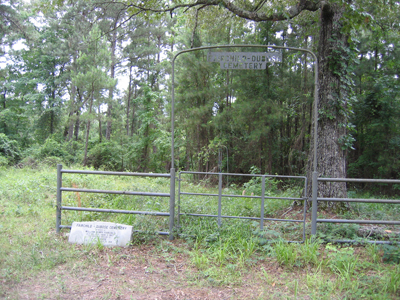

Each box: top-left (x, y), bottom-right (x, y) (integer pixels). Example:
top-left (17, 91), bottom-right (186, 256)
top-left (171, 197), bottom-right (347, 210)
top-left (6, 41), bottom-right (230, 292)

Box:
top-left (1, 166), bottom-right (400, 299)
top-left (274, 240), bottom-right (298, 267)
top-left (191, 251), bottom-right (209, 270)
top-left (384, 264), bottom-right (400, 294)
top-left (382, 244), bottom-right (400, 264)
top-left (299, 238), bottom-right (320, 266)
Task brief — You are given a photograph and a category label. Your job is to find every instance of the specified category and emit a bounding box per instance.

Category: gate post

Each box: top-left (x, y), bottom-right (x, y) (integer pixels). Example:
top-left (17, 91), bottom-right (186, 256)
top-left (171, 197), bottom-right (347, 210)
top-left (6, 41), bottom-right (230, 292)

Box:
top-left (260, 176), bottom-right (266, 231)
top-left (311, 171), bottom-right (318, 236)
top-left (218, 173), bottom-right (222, 227)
top-left (56, 164), bottom-right (62, 233)
top-left (169, 168), bottom-right (176, 240)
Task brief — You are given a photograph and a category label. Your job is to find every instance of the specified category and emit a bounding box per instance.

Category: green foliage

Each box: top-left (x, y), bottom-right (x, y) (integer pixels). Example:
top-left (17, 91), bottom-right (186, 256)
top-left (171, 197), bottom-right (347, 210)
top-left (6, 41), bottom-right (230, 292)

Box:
top-left (1, 0), bottom-right (400, 201)
top-left (274, 238), bottom-right (321, 268)
top-left (274, 240), bottom-right (298, 267)
top-left (126, 85), bottom-right (170, 172)
top-left (326, 244), bottom-right (359, 281)
top-left (37, 138), bottom-right (71, 162)
top-left (384, 264), bottom-right (400, 294)
top-left (0, 155), bottom-right (8, 167)
top-left (87, 141), bottom-right (124, 171)
top-left (243, 166), bottom-right (279, 196)
top-left (4, 0), bottom-right (400, 296)
top-left (1, 166), bottom-right (400, 298)
top-left (382, 245), bottom-right (400, 264)
top-left (317, 222), bottom-right (360, 241)
top-left (0, 133), bottom-right (21, 164)
top-left (349, 76), bottom-right (400, 180)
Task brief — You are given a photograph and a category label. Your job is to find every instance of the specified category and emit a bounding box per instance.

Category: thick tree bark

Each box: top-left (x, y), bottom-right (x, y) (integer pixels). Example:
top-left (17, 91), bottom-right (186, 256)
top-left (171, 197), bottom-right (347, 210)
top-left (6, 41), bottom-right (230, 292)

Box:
top-left (307, 2), bottom-right (349, 211)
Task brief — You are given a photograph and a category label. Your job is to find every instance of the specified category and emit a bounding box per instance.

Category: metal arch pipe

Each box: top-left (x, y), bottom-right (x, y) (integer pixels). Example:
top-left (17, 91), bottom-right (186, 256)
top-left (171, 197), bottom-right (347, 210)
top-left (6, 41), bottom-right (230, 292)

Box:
top-left (171, 45), bottom-right (318, 240)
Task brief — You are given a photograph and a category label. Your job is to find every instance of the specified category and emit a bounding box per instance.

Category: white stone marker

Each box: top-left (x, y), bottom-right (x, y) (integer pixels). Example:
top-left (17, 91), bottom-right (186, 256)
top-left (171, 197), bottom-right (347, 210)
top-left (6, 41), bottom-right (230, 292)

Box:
top-left (68, 221), bottom-right (133, 247)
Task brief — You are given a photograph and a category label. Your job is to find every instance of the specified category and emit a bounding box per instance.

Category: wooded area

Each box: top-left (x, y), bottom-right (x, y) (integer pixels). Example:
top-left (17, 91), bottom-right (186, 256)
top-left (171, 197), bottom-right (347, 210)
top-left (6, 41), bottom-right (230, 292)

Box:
top-left (1, 0), bottom-right (399, 196)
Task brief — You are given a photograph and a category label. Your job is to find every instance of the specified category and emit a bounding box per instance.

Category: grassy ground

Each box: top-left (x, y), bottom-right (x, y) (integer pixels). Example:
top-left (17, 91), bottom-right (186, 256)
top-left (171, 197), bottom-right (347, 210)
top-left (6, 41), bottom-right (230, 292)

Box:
top-left (1, 165), bottom-right (399, 299)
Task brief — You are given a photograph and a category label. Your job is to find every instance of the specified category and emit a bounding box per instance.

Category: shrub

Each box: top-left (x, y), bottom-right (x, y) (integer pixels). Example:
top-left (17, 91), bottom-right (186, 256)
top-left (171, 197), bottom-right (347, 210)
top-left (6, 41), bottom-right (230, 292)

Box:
top-left (0, 155), bottom-right (9, 167)
top-left (87, 141), bottom-right (123, 171)
top-left (243, 166), bottom-right (279, 196)
top-left (18, 157), bottom-right (39, 169)
top-left (40, 156), bottom-right (65, 168)
top-left (37, 138), bottom-right (72, 162)
top-left (0, 133), bottom-right (21, 165)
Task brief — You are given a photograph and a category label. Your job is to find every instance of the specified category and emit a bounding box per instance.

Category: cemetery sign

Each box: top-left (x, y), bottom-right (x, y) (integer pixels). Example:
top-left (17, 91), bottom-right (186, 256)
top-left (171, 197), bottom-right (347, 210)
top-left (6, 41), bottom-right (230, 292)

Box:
top-left (207, 51), bottom-right (282, 70)
top-left (68, 221), bottom-right (133, 247)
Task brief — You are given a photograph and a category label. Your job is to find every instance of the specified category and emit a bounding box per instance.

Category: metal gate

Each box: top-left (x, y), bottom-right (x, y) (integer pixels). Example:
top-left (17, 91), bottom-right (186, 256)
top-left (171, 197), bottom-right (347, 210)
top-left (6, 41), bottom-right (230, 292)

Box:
top-left (177, 171), bottom-right (308, 243)
top-left (56, 165), bottom-right (175, 240)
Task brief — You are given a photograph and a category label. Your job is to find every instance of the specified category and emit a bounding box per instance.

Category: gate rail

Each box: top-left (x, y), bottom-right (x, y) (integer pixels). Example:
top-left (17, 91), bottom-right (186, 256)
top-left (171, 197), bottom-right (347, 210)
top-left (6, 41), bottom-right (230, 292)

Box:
top-left (311, 177), bottom-right (400, 244)
top-left (178, 171), bottom-right (308, 243)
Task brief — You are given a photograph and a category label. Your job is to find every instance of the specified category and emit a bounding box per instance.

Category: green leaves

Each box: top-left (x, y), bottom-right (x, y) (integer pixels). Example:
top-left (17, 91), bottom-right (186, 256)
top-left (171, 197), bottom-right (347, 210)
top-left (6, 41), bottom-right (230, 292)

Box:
top-left (349, 75), bottom-right (400, 179)
top-left (71, 26), bottom-right (116, 94)
top-left (0, 133), bottom-right (20, 165)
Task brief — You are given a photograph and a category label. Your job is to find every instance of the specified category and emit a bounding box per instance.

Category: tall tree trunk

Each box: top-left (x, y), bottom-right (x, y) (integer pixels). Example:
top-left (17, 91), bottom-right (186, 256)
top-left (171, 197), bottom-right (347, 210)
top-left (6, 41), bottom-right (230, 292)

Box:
top-left (1, 89), bottom-right (5, 109)
top-left (126, 65), bottom-right (133, 136)
top-left (67, 54), bottom-right (78, 141)
top-left (83, 91), bottom-right (94, 166)
top-left (50, 110), bottom-right (54, 135)
top-left (307, 2), bottom-right (349, 211)
top-left (50, 90), bottom-right (56, 135)
top-left (1, 89), bottom-right (7, 133)
top-left (106, 24), bottom-right (117, 140)
top-left (186, 134), bottom-right (191, 171)
top-left (98, 104), bottom-right (102, 143)
top-left (74, 110), bottom-right (80, 141)
top-left (67, 110), bottom-right (74, 141)
top-left (130, 84), bottom-right (136, 136)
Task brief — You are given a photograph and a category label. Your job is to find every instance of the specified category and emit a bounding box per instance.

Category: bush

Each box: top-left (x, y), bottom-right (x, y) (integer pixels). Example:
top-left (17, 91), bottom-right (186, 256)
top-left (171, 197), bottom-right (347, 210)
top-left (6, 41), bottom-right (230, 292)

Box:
top-left (63, 141), bottom-right (83, 164)
top-left (37, 138), bottom-right (72, 162)
top-left (87, 141), bottom-right (124, 171)
top-left (18, 157), bottom-right (39, 169)
top-left (0, 155), bottom-right (9, 167)
top-left (40, 156), bottom-right (65, 168)
top-left (243, 166), bottom-right (279, 196)
top-left (0, 133), bottom-right (21, 165)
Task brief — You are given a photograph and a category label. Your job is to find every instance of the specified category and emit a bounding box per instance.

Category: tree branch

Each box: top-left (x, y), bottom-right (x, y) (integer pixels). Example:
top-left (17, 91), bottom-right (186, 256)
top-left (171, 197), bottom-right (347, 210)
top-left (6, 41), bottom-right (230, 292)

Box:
top-left (123, 0), bottom-right (321, 22)
top-left (190, 8), bottom-right (199, 48)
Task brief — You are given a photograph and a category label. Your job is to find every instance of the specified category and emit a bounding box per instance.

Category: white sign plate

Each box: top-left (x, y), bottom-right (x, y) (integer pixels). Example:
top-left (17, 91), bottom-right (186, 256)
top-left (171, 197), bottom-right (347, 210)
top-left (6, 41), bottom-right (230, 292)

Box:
top-left (207, 51), bottom-right (282, 69)
top-left (68, 221), bottom-right (133, 247)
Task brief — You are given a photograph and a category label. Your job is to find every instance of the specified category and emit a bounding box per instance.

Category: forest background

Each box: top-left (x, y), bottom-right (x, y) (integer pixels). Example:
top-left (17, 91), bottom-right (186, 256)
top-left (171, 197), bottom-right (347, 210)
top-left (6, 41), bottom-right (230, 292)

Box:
top-left (1, 0), bottom-right (400, 196)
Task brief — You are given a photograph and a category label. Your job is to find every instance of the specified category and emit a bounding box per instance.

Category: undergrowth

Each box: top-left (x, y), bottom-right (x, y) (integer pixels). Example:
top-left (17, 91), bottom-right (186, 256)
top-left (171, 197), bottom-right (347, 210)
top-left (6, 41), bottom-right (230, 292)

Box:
top-left (0, 165), bottom-right (399, 299)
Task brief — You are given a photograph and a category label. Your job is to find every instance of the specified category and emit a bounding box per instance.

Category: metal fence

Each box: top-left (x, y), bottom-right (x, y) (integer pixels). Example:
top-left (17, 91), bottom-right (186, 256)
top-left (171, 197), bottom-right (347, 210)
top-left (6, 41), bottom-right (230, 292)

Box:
top-left (56, 164), bottom-right (400, 243)
top-left (311, 177), bottom-right (400, 244)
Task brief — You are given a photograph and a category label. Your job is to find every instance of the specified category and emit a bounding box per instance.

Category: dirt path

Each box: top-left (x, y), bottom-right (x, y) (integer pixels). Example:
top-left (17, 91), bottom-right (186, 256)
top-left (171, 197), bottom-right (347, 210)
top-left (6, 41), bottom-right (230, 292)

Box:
top-left (4, 244), bottom-right (291, 300)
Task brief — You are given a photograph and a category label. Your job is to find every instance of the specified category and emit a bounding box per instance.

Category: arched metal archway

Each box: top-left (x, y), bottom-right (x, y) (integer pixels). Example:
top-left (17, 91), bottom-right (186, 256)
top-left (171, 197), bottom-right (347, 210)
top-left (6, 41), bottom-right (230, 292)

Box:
top-left (169, 45), bottom-right (319, 239)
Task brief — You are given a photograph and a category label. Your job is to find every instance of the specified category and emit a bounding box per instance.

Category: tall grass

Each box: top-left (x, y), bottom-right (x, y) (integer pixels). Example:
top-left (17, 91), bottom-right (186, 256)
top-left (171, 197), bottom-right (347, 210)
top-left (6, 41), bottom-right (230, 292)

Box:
top-left (1, 166), bottom-right (400, 299)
